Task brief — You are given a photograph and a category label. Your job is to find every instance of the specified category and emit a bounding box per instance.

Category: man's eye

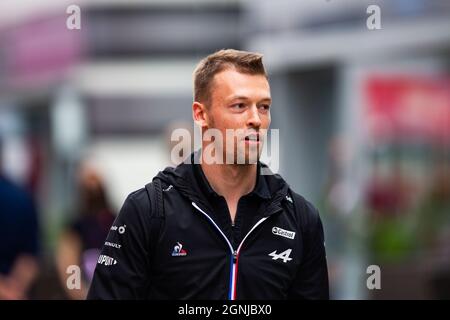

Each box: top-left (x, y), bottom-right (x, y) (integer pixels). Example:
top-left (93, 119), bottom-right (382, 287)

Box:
top-left (231, 103), bottom-right (245, 110)
top-left (259, 104), bottom-right (270, 111)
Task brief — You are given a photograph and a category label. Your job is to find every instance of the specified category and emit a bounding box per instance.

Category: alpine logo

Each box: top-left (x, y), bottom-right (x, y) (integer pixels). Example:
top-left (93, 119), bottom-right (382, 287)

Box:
top-left (269, 249), bottom-right (293, 263)
top-left (97, 254), bottom-right (117, 266)
top-left (272, 227), bottom-right (296, 240)
top-left (171, 242), bottom-right (187, 257)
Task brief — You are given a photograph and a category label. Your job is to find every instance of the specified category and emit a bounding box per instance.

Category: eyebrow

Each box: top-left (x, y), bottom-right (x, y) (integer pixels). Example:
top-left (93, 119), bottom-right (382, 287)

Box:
top-left (228, 95), bottom-right (272, 103)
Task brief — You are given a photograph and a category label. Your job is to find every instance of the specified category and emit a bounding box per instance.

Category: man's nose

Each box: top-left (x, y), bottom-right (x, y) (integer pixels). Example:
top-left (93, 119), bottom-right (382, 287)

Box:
top-left (247, 105), bottom-right (261, 128)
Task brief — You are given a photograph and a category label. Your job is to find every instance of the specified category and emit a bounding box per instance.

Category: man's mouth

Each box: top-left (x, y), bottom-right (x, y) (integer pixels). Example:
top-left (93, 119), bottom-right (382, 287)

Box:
top-left (244, 134), bottom-right (260, 142)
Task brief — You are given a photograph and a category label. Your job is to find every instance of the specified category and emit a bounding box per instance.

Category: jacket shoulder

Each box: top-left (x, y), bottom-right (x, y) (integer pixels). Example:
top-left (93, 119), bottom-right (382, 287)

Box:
top-left (124, 177), bottom-right (174, 217)
top-left (126, 187), bottom-right (151, 213)
top-left (289, 190), bottom-right (321, 231)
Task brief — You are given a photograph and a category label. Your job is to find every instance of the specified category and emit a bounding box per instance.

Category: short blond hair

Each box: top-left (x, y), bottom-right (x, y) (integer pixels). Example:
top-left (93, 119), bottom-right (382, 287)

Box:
top-left (193, 49), bottom-right (268, 106)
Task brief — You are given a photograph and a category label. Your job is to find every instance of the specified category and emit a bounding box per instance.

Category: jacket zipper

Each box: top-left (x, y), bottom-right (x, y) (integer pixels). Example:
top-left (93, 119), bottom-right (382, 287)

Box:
top-left (192, 202), bottom-right (269, 300)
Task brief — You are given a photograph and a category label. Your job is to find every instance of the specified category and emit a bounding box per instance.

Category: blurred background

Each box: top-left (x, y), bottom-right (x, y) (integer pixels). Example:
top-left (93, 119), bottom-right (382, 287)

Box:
top-left (0, 0), bottom-right (449, 299)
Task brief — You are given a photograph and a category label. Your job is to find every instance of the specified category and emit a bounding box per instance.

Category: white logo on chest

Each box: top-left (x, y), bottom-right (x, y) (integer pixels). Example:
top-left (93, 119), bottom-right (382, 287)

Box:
top-left (272, 227), bottom-right (296, 240)
top-left (268, 249), bottom-right (293, 263)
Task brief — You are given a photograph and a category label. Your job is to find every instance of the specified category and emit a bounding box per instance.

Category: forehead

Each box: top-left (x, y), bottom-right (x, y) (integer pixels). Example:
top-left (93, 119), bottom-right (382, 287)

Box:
top-left (211, 68), bottom-right (270, 101)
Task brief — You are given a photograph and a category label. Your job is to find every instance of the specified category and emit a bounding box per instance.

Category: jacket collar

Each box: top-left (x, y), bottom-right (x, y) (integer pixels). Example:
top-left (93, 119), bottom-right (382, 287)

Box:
top-left (192, 153), bottom-right (271, 200)
top-left (156, 150), bottom-right (289, 214)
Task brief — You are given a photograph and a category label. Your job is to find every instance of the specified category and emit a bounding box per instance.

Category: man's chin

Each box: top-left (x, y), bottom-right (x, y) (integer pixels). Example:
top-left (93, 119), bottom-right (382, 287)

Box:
top-left (231, 151), bottom-right (261, 165)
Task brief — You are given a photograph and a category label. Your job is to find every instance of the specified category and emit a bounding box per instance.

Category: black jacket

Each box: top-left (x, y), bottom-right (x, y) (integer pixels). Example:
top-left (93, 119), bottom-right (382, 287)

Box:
top-left (87, 156), bottom-right (329, 300)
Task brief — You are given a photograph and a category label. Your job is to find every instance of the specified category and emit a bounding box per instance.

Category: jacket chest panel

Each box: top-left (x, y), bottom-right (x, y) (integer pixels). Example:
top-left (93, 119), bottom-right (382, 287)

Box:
top-left (152, 195), bottom-right (302, 298)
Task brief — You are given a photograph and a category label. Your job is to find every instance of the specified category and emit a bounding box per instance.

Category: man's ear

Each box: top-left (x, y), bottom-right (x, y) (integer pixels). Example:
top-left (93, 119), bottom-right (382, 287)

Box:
top-left (192, 101), bottom-right (209, 128)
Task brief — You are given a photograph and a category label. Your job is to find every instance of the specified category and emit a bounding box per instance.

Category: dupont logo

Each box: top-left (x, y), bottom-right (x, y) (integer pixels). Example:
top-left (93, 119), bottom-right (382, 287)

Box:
top-left (272, 227), bottom-right (296, 240)
top-left (97, 254), bottom-right (117, 266)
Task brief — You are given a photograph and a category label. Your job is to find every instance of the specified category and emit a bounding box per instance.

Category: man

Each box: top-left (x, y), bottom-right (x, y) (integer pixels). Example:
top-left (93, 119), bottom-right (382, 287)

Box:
top-left (87, 49), bottom-right (329, 300)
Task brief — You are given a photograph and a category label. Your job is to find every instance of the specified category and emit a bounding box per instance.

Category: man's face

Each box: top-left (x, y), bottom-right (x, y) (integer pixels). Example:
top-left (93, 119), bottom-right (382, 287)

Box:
top-left (204, 68), bottom-right (271, 164)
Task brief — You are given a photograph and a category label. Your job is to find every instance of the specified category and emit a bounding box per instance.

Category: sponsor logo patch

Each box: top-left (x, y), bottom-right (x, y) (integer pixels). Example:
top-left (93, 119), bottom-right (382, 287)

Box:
top-left (104, 241), bottom-right (121, 249)
top-left (269, 249), bottom-right (293, 263)
top-left (97, 254), bottom-right (117, 266)
top-left (110, 224), bottom-right (126, 234)
top-left (272, 227), bottom-right (296, 240)
top-left (171, 242), bottom-right (187, 257)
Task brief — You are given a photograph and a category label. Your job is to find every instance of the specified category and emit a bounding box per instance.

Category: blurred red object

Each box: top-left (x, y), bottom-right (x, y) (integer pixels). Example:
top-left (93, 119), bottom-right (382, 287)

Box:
top-left (365, 76), bottom-right (450, 145)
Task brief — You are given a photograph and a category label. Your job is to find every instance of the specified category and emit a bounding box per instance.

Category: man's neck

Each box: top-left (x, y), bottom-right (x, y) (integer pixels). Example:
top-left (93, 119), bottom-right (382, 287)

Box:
top-left (200, 152), bottom-right (257, 222)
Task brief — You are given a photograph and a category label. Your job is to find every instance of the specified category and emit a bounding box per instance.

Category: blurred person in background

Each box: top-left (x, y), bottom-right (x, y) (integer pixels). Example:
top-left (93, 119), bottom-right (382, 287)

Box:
top-left (56, 162), bottom-right (115, 299)
top-left (0, 137), bottom-right (40, 300)
top-left (417, 156), bottom-right (450, 247)
top-left (419, 156), bottom-right (450, 299)
top-left (87, 49), bottom-right (329, 300)
top-left (319, 135), bottom-right (356, 299)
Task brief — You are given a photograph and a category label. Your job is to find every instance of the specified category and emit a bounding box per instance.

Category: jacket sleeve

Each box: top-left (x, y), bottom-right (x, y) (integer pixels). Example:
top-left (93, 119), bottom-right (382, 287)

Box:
top-left (87, 189), bottom-right (155, 299)
top-left (288, 199), bottom-right (330, 300)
